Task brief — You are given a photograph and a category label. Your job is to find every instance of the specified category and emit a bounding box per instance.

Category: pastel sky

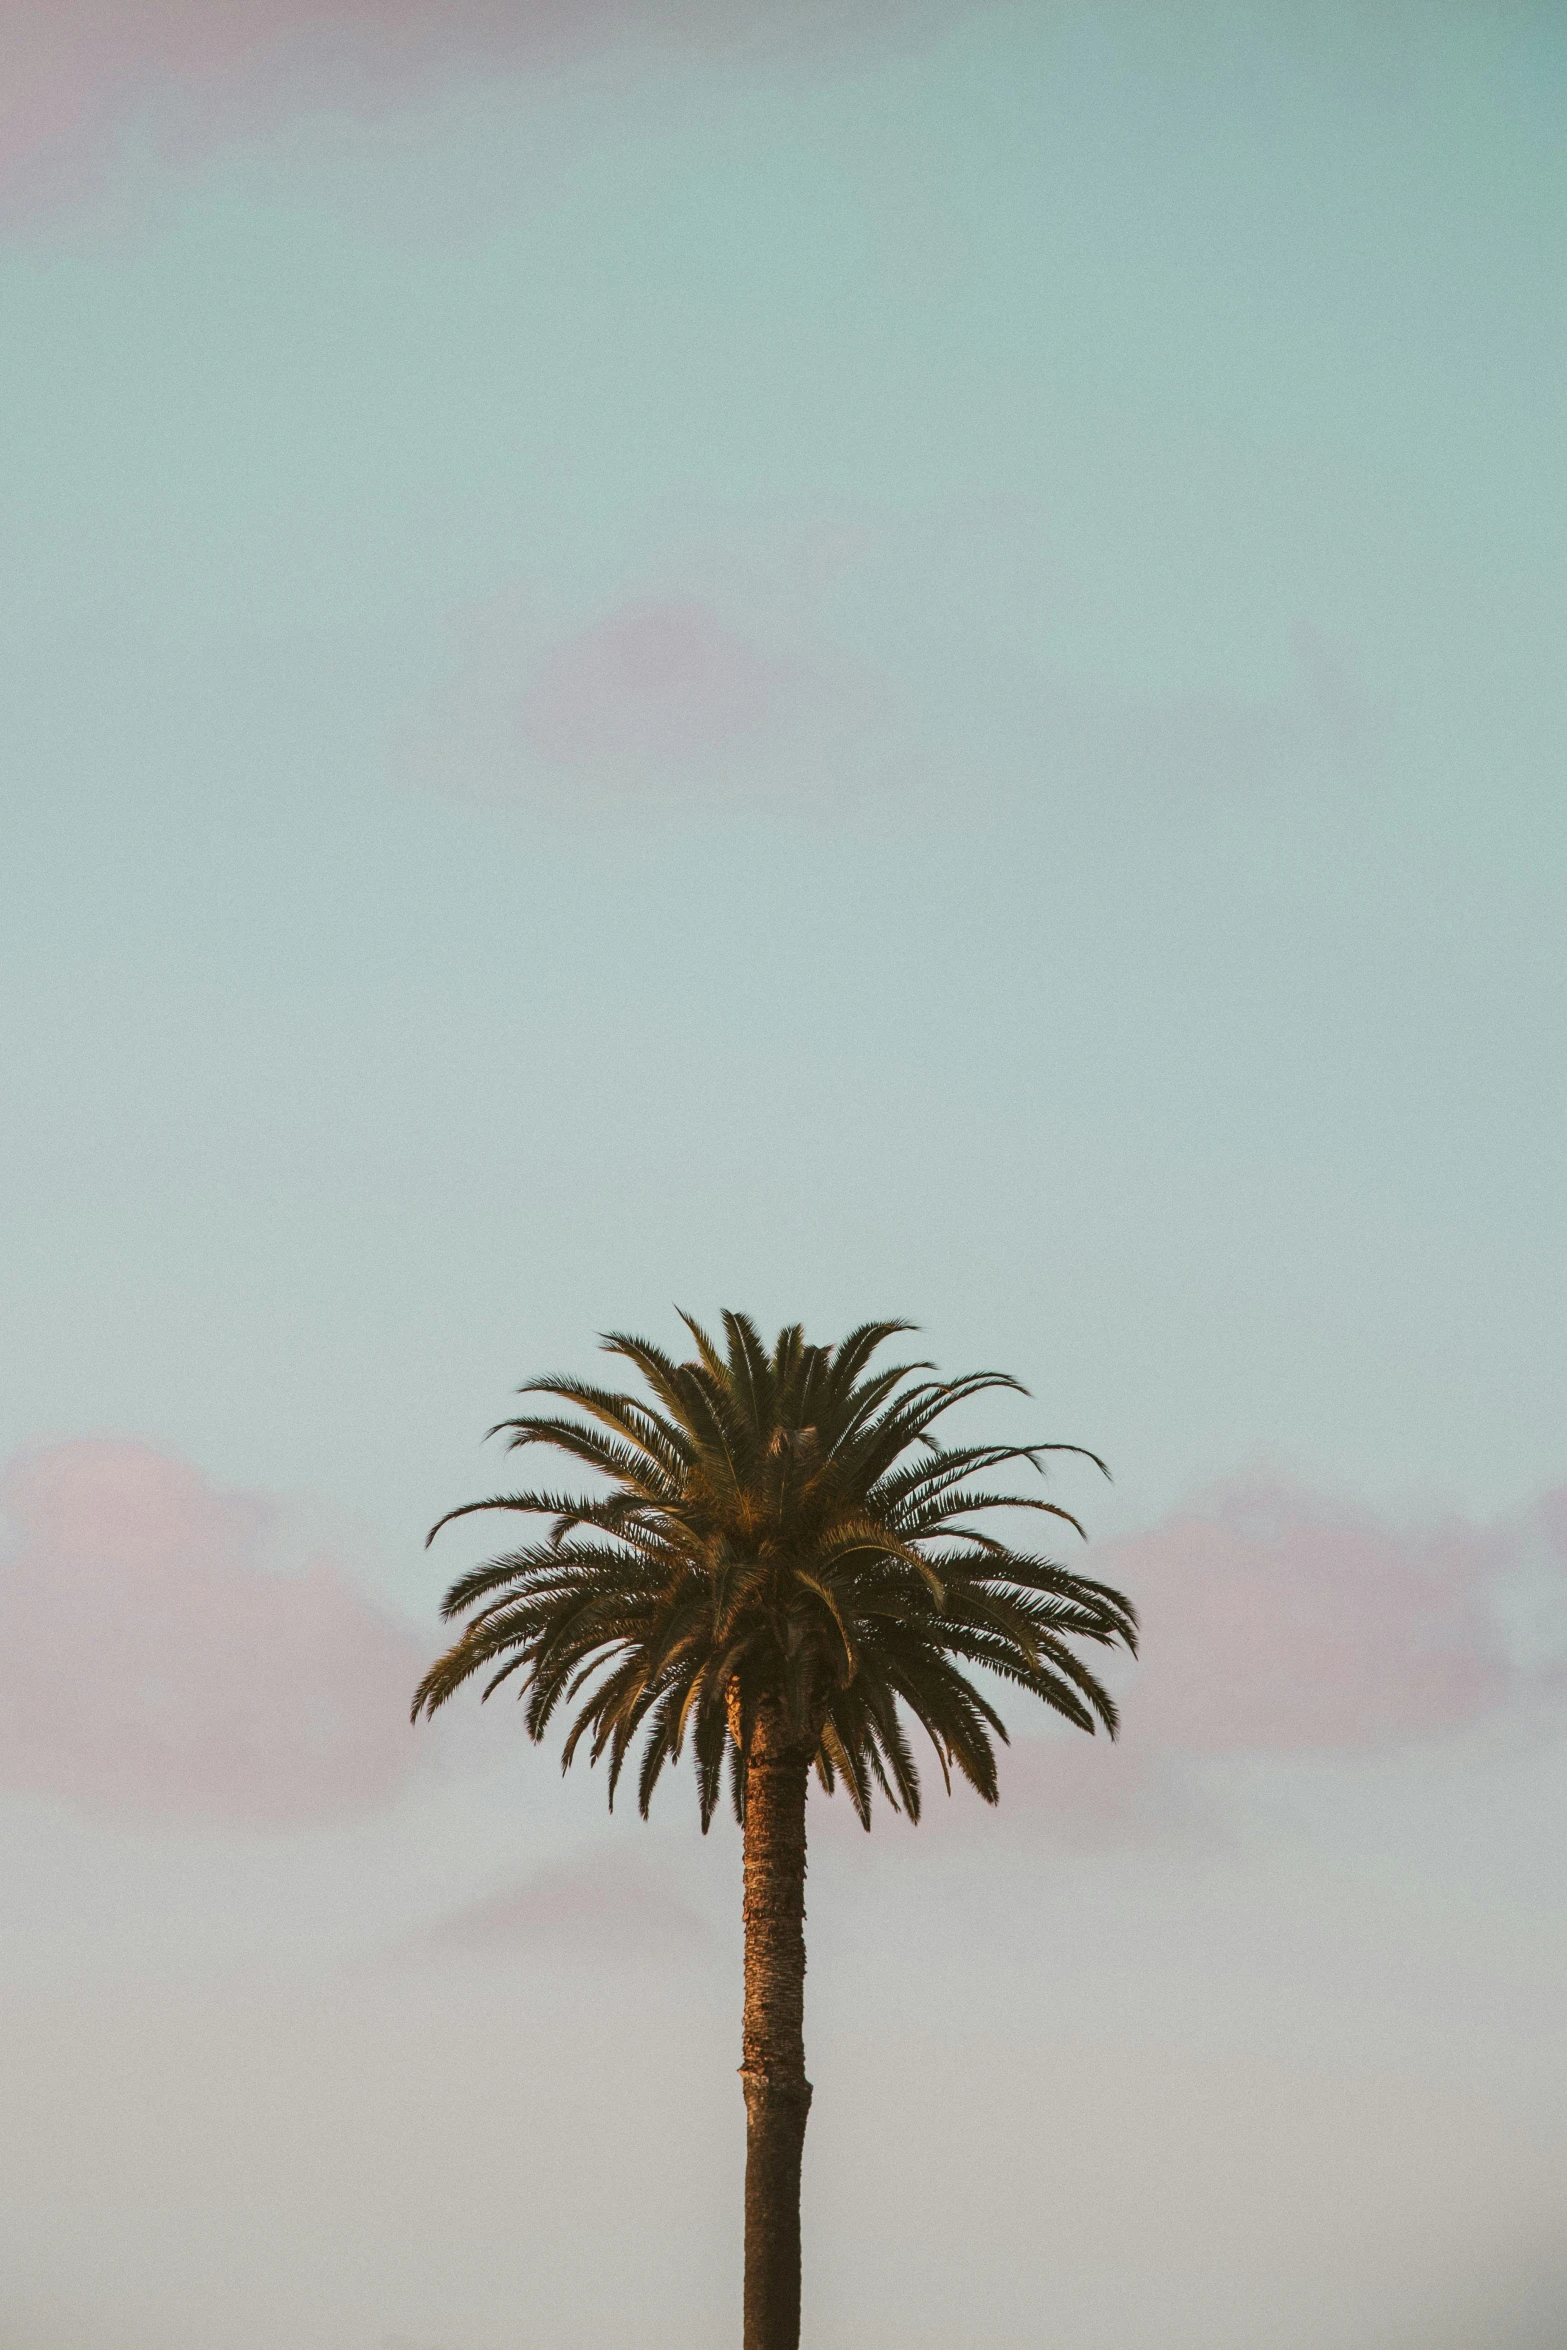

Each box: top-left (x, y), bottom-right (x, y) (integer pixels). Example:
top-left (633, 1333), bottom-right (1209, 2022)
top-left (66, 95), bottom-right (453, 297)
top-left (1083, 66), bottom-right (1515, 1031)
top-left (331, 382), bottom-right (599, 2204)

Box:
top-left (3, 6), bottom-right (1565, 2347)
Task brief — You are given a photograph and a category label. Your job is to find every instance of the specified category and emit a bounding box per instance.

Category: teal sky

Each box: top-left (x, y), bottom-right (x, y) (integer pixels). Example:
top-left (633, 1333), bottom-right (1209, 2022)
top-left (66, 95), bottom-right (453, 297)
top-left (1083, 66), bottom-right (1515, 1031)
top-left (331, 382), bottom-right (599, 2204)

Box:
top-left (2, 9), bottom-right (1565, 2349)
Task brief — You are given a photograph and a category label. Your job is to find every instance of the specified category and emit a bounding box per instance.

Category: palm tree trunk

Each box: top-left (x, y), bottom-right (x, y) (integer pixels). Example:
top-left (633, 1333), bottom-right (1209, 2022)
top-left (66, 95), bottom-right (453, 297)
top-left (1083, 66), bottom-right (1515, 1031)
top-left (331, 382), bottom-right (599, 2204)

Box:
top-left (740, 1714), bottom-right (812, 2350)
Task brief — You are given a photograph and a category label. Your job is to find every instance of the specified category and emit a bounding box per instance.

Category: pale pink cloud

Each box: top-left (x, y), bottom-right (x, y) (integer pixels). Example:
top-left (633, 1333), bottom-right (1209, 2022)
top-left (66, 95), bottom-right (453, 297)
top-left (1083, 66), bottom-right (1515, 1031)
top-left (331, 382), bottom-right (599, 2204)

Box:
top-left (908, 1478), bottom-right (1567, 1850)
top-left (0, 1439), bottom-right (425, 1829)
top-left (0, 4), bottom-right (400, 215)
top-left (0, 0), bottom-right (942, 225)
top-left (413, 582), bottom-right (886, 814)
top-left (518, 597), bottom-right (842, 777)
top-left (1108, 1480), bottom-right (1511, 1754)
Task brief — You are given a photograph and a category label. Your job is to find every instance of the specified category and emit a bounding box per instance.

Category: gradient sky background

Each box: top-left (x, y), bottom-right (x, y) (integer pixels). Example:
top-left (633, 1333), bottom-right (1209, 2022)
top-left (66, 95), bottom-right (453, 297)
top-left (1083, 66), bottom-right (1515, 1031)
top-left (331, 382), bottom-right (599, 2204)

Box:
top-left (3, 6), bottom-right (1566, 2347)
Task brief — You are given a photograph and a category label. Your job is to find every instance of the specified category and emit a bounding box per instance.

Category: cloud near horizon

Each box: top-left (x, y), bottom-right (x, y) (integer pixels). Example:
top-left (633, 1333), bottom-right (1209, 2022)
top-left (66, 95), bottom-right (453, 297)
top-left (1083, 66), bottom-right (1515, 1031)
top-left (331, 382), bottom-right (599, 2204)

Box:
top-left (0, 1439), bottom-right (427, 1829)
top-left (4, 1440), bottom-right (1561, 1850)
top-left (959, 1476), bottom-right (1567, 1848)
top-left (1109, 1479), bottom-right (1515, 1752)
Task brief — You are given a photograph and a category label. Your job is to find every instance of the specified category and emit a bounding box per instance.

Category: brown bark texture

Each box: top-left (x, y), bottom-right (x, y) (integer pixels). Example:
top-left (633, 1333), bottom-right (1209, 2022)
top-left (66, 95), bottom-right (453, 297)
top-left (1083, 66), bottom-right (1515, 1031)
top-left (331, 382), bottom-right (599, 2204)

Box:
top-left (740, 1713), bottom-right (813, 2350)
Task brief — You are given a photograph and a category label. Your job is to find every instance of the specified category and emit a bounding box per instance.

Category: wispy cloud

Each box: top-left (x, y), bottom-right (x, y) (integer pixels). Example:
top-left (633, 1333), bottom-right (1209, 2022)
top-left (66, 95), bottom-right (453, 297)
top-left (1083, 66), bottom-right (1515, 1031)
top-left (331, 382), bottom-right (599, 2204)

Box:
top-left (0, 1440), bottom-right (425, 1829)
top-left (408, 577), bottom-right (889, 819)
top-left (1068, 624), bottom-right (1393, 797)
top-left (0, 0), bottom-right (946, 226)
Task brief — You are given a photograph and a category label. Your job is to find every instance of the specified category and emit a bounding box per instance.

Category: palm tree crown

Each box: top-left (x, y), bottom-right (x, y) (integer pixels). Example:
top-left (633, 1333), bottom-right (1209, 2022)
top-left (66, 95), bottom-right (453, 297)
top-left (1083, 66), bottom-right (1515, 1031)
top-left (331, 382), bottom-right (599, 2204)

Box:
top-left (413, 1314), bottom-right (1138, 1822)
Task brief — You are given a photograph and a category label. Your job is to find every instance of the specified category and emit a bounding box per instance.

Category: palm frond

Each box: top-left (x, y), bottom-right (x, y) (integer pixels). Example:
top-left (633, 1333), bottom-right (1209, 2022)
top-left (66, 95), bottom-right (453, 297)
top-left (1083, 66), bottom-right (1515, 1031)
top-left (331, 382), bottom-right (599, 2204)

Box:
top-left (417, 1316), bottom-right (1136, 1824)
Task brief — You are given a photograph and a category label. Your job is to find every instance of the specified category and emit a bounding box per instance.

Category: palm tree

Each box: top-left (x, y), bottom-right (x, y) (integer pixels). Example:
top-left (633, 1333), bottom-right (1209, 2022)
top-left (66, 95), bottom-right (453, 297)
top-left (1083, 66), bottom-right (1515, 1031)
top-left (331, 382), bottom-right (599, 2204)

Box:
top-left (412, 1314), bottom-right (1137, 2350)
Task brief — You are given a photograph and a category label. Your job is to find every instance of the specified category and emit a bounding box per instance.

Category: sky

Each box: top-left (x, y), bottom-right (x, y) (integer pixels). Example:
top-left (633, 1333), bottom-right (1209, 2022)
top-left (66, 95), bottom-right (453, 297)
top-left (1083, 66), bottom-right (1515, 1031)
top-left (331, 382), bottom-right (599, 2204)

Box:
top-left (1, 4), bottom-right (1565, 2346)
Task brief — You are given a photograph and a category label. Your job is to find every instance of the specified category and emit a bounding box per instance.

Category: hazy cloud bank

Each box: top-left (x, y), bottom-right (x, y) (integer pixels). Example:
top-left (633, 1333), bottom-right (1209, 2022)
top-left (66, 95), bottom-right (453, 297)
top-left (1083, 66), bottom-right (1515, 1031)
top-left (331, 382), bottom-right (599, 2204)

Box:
top-left (0, 1439), bottom-right (425, 1828)
top-left (4, 1439), bottom-right (1561, 1856)
top-left (941, 1475), bottom-right (1567, 1850)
